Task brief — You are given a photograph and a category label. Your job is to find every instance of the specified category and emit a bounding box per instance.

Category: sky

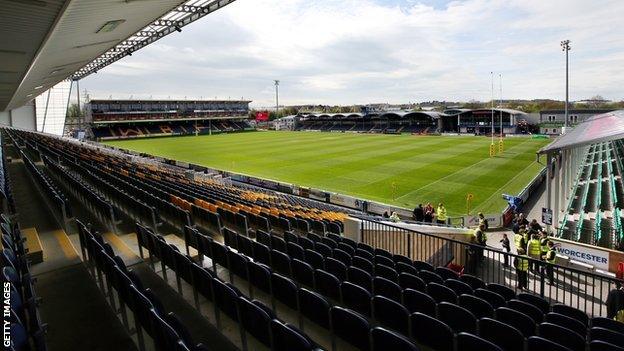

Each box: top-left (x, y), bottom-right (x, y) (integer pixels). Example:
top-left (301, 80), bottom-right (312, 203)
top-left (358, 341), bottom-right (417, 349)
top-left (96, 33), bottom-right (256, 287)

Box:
top-left (81, 0), bottom-right (624, 107)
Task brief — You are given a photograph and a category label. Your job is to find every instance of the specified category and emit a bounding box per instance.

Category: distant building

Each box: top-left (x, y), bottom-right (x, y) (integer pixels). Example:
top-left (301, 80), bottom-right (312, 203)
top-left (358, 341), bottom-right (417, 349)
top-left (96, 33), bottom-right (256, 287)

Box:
top-left (538, 109), bottom-right (615, 135)
top-left (443, 108), bottom-right (527, 135)
top-left (274, 115), bottom-right (298, 130)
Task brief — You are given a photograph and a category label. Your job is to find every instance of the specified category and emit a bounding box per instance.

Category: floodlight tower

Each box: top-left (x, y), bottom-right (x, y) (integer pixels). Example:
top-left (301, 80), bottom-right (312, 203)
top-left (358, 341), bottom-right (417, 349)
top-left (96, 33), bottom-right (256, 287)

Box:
top-left (274, 80), bottom-right (280, 117)
top-left (499, 73), bottom-right (504, 153)
top-left (561, 40), bottom-right (571, 132)
top-left (490, 72), bottom-right (495, 157)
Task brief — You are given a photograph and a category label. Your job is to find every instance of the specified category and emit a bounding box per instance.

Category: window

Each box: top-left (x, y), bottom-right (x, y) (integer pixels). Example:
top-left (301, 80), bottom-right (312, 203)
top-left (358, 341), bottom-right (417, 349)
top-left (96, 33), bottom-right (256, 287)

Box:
top-left (35, 80), bottom-right (71, 136)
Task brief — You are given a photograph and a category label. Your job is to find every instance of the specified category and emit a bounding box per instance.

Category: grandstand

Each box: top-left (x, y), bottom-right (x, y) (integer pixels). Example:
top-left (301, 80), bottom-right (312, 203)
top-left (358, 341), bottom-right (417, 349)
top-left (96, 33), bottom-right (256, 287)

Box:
top-left (2, 0), bottom-right (624, 350)
top-left (294, 108), bottom-right (528, 135)
top-left (3, 126), bottom-right (624, 351)
top-left (295, 111), bottom-right (442, 134)
top-left (86, 99), bottom-right (254, 140)
top-left (540, 110), bottom-right (624, 253)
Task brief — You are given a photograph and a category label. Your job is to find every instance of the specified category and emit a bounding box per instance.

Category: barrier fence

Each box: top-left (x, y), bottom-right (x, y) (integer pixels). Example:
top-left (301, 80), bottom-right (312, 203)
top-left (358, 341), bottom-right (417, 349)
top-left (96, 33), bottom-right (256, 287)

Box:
top-left (358, 216), bottom-right (622, 318)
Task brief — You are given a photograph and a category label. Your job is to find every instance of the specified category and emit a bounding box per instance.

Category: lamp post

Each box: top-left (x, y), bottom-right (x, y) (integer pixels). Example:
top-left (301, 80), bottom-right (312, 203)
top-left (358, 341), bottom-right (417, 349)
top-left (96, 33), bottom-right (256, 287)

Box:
top-left (561, 40), bottom-right (571, 132)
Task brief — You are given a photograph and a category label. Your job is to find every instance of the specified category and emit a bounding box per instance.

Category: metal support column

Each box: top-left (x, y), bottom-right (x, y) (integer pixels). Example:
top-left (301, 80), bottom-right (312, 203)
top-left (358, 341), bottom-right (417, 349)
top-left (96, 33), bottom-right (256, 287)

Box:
top-left (554, 152), bottom-right (561, 229)
top-left (546, 153), bottom-right (552, 233)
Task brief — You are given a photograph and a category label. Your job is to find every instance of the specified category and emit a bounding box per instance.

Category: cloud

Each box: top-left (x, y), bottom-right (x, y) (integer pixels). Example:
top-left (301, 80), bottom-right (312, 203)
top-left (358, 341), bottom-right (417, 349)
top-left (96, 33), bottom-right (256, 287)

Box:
top-left (82, 0), bottom-right (624, 106)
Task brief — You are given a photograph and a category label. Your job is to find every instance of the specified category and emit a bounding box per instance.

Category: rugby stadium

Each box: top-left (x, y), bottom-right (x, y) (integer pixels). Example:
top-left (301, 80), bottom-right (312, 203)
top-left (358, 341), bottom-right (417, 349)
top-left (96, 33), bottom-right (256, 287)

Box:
top-left (1, 1), bottom-right (623, 351)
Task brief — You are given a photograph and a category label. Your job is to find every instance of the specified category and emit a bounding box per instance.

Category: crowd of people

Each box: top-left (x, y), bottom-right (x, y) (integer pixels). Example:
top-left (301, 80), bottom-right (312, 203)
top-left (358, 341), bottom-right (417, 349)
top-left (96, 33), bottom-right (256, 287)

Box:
top-left (411, 202), bottom-right (448, 224)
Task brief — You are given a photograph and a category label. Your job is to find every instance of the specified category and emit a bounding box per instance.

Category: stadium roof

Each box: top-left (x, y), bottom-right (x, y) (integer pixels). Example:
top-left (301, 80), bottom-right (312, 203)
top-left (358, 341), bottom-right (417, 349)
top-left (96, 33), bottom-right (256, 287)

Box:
top-left (538, 110), bottom-right (624, 154)
top-left (88, 99), bottom-right (252, 104)
top-left (301, 110), bottom-right (448, 119)
top-left (1, 0), bottom-right (235, 111)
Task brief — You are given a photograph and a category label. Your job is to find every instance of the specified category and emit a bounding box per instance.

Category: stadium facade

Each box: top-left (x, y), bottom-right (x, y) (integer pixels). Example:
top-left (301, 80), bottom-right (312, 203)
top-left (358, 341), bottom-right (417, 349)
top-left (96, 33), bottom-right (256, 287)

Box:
top-left (85, 99), bottom-right (253, 140)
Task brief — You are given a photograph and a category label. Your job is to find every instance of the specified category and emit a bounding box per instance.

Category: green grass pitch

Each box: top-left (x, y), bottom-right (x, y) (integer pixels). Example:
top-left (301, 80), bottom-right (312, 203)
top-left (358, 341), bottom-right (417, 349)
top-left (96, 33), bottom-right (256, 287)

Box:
top-left (104, 131), bottom-right (550, 216)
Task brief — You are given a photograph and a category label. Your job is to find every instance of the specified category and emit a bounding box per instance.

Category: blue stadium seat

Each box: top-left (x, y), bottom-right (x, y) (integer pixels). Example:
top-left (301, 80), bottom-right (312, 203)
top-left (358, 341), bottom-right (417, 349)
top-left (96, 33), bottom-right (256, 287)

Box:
top-left (372, 295), bottom-right (410, 335)
top-left (413, 260), bottom-right (434, 272)
top-left (552, 304), bottom-right (589, 327)
top-left (347, 266), bottom-right (372, 292)
top-left (527, 336), bottom-right (572, 351)
top-left (517, 292), bottom-right (550, 314)
top-left (589, 327), bottom-right (624, 346)
top-left (332, 248), bottom-right (352, 267)
top-left (314, 269), bottom-right (341, 301)
top-left (370, 327), bottom-right (419, 351)
top-left (270, 320), bottom-right (314, 351)
top-left (591, 317), bottom-right (624, 335)
top-left (251, 241), bottom-right (271, 266)
top-left (496, 307), bottom-right (536, 337)
top-left (355, 248), bottom-right (375, 262)
top-left (375, 263), bottom-right (399, 282)
top-left (403, 288), bottom-right (436, 316)
top-left (375, 255), bottom-right (395, 268)
top-left (456, 332), bottom-right (503, 351)
top-left (270, 250), bottom-right (292, 276)
top-left (545, 312), bottom-right (587, 337)
top-left (538, 322), bottom-right (586, 351)
top-left (325, 257), bottom-right (347, 281)
top-left (237, 296), bottom-right (273, 347)
top-left (247, 261), bottom-right (271, 296)
top-left (396, 262), bottom-right (418, 276)
top-left (426, 282), bottom-right (458, 304)
top-left (589, 340), bottom-right (624, 351)
top-left (373, 276), bottom-right (402, 302)
top-left (270, 273), bottom-right (298, 310)
top-left (393, 254), bottom-right (412, 267)
top-left (330, 306), bottom-right (371, 351)
top-left (341, 281), bottom-right (372, 317)
top-left (304, 249), bottom-right (324, 270)
top-left (437, 302), bottom-right (477, 334)
top-left (298, 288), bottom-right (330, 329)
top-left (374, 248), bottom-right (393, 260)
top-left (399, 272), bottom-right (426, 292)
top-left (478, 317), bottom-right (525, 351)
top-left (419, 270), bottom-right (444, 285)
top-left (292, 258), bottom-right (315, 287)
top-left (487, 283), bottom-right (516, 301)
top-left (508, 299), bottom-right (544, 323)
top-left (435, 266), bottom-right (459, 280)
top-left (410, 312), bottom-right (454, 351)
top-left (314, 242), bottom-right (333, 257)
top-left (475, 288), bottom-right (507, 309)
top-left (286, 242), bottom-right (305, 261)
top-left (458, 294), bottom-right (494, 319)
top-left (352, 256), bottom-right (374, 274)
top-left (444, 278), bottom-right (473, 296)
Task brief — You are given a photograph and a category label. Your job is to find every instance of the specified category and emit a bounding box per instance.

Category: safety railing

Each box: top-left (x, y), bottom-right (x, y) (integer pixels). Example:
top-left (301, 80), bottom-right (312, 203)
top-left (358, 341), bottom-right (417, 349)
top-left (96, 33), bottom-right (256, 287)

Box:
top-left (358, 216), bottom-right (623, 318)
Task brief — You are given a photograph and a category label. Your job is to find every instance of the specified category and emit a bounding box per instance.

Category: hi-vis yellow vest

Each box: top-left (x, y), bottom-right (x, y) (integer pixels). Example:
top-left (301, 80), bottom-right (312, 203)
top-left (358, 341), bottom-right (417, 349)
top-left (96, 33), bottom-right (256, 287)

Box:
top-left (528, 239), bottom-right (541, 256)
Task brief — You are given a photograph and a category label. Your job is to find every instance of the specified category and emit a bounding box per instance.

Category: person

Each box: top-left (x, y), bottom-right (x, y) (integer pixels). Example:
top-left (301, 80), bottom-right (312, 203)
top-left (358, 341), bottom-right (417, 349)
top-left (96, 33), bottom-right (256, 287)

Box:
top-left (424, 203), bottom-right (434, 223)
top-left (478, 212), bottom-right (489, 231)
top-left (413, 204), bottom-right (424, 222)
top-left (529, 219), bottom-right (543, 233)
top-left (436, 203), bottom-right (447, 225)
top-left (541, 240), bottom-right (556, 285)
top-left (527, 234), bottom-right (541, 272)
top-left (382, 211), bottom-right (390, 218)
top-left (511, 214), bottom-right (520, 234)
top-left (500, 233), bottom-right (510, 267)
top-left (514, 248), bottom-right (529, 290)
top-left (473, 223), bottom-right (487, 263)
top-left (389, 211), bottom-right (400, 222)
top-left (539, 231), bottom-right (550, 260)
top-left (518, 213), bottom-right (529, 227)
top-left (606, 283), bottom-right (624, 320)
top-left (514, 226), bottom-right (527, 254)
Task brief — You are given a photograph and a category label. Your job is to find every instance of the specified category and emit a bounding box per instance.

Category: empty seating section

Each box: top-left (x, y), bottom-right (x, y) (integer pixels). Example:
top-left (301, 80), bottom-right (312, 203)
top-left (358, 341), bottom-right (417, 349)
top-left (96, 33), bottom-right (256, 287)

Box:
top-left (91, 120), bottom-right (254, 140)
top-left (559, 140), bottom-right (624, 249)
top-left (296, 115), bottom-right (436, 135)
top-left (76, 220), bottom-right (209, 351)
top-left (6, 127), bottom-right (624, 351)
top-left (1, 144), bottom-right (47, 350)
